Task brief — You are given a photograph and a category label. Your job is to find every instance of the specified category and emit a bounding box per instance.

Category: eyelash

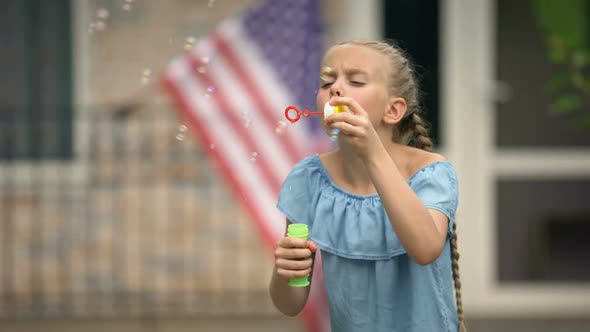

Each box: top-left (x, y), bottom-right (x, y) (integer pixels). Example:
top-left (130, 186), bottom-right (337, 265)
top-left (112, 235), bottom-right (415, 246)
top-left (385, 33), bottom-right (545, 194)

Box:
top-left (320, 81), bottom-right (365, 89)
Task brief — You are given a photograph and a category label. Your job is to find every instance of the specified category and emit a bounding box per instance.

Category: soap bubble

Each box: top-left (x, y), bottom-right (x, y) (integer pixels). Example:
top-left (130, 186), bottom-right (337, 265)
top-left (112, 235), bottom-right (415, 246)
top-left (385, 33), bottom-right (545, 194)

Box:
top-left (95, 20), bottom-right (106, 31)
top-left (184, 36), bottom-right (197, 50)
top-left (123, 0), bottom-right (134, 11)
top-left (329, 129), bottom-right (339, 141)
top-left (96, 8), bottom-right (110, 19)
top-left (320, 66), bottom-right (335, 83)
top-left (275, 120), bottom-right (286, 135)
top-left (141, 68), bottom-right (152, 84)
top-left (250, 152), bottom-right (258, 163)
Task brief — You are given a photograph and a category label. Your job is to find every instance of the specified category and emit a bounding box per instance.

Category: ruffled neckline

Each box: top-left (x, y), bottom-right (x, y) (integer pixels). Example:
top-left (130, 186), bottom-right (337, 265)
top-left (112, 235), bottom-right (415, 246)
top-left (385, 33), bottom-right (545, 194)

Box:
top-left (311, 154), bottom-right (451, 200)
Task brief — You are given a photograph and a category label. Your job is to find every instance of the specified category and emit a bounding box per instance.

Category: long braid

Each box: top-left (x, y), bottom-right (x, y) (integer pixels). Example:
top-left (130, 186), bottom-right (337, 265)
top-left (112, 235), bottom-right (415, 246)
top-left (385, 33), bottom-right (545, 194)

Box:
top-left (451, 223), bottom-right (467, 332)
top-left (406, 113), bottom-right (434, 152)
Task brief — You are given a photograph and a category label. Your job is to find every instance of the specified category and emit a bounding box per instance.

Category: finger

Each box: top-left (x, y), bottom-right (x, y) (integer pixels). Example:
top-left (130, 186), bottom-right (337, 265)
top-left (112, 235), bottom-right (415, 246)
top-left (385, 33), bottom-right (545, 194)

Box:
top-left (330, 96), bottom-right (365, 115)
top-left (307, 241), bottom-right (318, 253)
top-left (277, 267), bottom-right (312, 279)
top-left (325, 112), bottom-right (364, 127)
top-left (329, 121), bottom-right (365, 137)
top-left (278, 236), bottom-right (308, 249)
top-left (276, 257), bottom-right (313, 270)
top-left (275, 247), bottom-right (313, 260)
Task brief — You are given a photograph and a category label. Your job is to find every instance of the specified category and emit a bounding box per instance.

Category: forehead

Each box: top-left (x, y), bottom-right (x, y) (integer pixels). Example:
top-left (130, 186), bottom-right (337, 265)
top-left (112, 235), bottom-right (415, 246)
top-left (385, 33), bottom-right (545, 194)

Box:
top-left (322, 44), bottom-right (388, 77)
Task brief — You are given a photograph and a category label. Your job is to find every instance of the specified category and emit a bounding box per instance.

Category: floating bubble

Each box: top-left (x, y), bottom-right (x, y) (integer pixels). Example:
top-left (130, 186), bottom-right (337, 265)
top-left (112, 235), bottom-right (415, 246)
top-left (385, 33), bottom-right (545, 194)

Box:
top-left (96, 8), bottom-right (110, 19)
top-left (178, 125), bottom-right (188, 132)
top-left (275, 120), bottom-right (286, 135)
top-left (122, 3), bottom-right (132, 11)
top-left (141, 68), bottom-right (152, 84)
top-left (250, 152), bottom-right (258, 163)
top-left (95, 20), bottom-right (106, 31)
top-left (184, 36), bottom-right (197, 50)
top-left (196, 65), bottom-right (207, 74)
top-left (320, 66), bottom-right (335, 83)
top-left (206, 86), bottom-right (215, 93)
top-left (176, 133), bottom-right (185, 141)
top-left (201, 56), bottom-right (210, 64)
top-left (329, 128), bottom-right (340, 141)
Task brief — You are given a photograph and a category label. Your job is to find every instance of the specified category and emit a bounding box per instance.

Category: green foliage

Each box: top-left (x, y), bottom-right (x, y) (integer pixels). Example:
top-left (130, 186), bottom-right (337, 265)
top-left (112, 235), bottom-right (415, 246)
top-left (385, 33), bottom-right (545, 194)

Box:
top-left (531, 0), bottom-right (590, 126)
top-left (550, 94), bottom-right (582, 114)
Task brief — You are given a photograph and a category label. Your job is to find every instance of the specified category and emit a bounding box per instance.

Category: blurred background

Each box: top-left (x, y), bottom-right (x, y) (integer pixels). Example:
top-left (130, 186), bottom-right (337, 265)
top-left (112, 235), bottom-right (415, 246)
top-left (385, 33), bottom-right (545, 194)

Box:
top-left (0, 0), bottom-right (589, 331)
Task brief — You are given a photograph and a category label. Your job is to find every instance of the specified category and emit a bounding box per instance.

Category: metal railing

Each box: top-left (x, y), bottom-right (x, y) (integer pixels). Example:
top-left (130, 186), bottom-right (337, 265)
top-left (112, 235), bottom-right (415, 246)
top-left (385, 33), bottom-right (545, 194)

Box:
top-left (0, 105), bottom-right (275, 319)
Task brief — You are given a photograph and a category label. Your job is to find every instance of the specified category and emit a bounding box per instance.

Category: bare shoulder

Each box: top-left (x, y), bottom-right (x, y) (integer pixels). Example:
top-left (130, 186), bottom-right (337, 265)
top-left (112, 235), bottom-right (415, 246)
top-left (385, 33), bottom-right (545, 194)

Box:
top-left (404, 146), bottom-right (448, 176)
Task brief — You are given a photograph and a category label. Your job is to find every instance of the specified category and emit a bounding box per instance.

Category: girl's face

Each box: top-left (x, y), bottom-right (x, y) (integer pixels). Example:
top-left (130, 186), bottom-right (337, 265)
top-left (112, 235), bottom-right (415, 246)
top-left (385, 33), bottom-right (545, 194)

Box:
top-left (317, 44), bottom-right (392, 127)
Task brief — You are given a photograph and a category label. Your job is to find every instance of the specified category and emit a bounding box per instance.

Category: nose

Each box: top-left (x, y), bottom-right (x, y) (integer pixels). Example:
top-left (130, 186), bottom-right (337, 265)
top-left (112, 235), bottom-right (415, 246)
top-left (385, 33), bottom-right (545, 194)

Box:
top-left (329, 79), bottom-right (343, 97)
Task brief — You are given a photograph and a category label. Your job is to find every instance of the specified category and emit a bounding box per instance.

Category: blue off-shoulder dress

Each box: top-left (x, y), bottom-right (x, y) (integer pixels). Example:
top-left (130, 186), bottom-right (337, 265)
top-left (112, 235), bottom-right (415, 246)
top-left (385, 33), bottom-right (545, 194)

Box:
top-left (277, 155), bottom-right (460, 332)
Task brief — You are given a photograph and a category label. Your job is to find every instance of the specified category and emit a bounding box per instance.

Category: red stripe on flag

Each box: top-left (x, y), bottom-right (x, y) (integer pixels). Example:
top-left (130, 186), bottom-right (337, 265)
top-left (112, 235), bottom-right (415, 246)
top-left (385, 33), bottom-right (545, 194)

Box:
top-left (212, 33), bottom-right (304, 165)
top-left (183, 56), bottom-right (283, 192)
top-left (161, 75), bottom-right (278, 249)
top-left (162, 74), bottom-right (325, 332)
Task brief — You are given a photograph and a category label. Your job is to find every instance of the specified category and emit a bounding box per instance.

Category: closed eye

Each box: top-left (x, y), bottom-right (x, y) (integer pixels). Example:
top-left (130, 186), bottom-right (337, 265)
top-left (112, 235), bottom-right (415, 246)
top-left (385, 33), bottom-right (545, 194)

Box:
top-left (350, 81), bottom-right (365, 86)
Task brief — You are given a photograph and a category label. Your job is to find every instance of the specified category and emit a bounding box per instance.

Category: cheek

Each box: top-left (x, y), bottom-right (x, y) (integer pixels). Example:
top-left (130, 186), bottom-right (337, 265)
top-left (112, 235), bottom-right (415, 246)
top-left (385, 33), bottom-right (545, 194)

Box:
top-left (316, 90), bottom-right (330, 107)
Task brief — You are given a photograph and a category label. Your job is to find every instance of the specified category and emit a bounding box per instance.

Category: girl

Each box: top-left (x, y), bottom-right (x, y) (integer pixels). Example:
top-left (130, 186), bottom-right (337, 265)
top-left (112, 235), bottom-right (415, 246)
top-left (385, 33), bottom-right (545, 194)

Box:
top-left (269, 40), bottom-right (466, 332)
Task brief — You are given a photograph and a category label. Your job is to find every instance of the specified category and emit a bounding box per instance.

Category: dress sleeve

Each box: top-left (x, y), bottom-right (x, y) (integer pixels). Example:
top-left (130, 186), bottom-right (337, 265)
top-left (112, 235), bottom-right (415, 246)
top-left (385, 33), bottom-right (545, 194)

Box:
top-left (410, 162), bottom-right (459, 235)
top-left (276, 156), bottom-right (317, 226)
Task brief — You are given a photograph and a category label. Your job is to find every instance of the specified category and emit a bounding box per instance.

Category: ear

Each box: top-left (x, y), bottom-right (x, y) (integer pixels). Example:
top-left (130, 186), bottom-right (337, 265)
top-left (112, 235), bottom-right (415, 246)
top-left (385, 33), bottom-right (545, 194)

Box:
top-left (382, 97), bottom-right (407, 125)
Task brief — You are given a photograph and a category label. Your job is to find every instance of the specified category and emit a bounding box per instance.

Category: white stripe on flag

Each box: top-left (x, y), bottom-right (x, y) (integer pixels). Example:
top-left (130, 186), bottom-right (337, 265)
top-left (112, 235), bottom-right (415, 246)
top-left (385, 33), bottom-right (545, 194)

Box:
top-left (188, 39), bottom-right (295, 183)
top-left (165, 59), bottom-right (285, 241)
top-left (219, 19), bottom-right (315, 158)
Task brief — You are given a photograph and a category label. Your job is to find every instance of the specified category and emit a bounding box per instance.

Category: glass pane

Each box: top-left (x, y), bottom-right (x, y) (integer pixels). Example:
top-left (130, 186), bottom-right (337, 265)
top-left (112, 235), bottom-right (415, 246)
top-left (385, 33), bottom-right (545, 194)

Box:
top-left (497, 178), bottom-right (590, 282)
top-left (383, 0), bottom-right (441, 146)
top-left (0, 0), bottom-right (72, 160)
top-left (496, 0), bottom-right (590, 148)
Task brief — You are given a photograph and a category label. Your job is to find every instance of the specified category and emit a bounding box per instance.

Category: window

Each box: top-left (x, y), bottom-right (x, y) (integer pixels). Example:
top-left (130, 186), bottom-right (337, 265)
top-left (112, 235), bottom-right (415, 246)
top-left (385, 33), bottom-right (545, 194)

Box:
top-left (383, 0), bottom-right (441, 146)
top-left (0, 0), bottom-right (73, 160)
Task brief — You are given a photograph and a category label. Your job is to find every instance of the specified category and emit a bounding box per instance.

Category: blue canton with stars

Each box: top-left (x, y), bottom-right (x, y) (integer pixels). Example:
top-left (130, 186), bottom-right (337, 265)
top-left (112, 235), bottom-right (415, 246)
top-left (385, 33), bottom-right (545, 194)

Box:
top-left (243, 0), bottom-right (324, 113)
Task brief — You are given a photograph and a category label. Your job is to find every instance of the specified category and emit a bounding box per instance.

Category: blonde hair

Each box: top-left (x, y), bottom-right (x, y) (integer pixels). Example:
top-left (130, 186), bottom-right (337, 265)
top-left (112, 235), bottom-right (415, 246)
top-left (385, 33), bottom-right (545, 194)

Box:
top-left (341, 40), bottom-right (466, 332)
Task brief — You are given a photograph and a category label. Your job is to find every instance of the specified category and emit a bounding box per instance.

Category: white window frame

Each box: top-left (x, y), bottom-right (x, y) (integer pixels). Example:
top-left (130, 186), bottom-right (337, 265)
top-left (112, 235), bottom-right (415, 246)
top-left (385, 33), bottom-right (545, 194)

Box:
top-left (441, 0), bottom-right (590, 317)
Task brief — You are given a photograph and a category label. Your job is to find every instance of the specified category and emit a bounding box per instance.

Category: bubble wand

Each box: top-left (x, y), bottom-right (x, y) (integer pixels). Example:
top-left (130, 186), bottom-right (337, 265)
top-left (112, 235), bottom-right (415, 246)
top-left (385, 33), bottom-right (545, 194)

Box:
top-left (284, 102), bottom-right (345, 139)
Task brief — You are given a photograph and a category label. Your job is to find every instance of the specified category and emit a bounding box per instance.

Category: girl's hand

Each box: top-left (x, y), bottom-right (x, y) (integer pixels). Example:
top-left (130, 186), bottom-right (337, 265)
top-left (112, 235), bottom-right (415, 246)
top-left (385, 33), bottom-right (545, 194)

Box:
top-left (274, 237), bottom-right (317, 279)
top-left (324, 96), bottom-right (383, 161)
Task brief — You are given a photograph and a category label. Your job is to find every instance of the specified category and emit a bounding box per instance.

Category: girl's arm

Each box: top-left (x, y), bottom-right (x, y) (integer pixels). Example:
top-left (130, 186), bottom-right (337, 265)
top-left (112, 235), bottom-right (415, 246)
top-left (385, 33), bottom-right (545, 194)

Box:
top-left (325, 96), bottom-right (448, 265)
top-left (269, 219), bottom-right (317, 316)
top-left (366, 147), bottom-right (448, 265)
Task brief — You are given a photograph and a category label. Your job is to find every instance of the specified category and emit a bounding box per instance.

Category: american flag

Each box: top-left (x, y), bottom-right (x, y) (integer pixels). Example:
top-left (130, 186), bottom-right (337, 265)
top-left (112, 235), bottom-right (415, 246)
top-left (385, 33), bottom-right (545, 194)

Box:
top-left (161, 0), bottom-right (330, 331)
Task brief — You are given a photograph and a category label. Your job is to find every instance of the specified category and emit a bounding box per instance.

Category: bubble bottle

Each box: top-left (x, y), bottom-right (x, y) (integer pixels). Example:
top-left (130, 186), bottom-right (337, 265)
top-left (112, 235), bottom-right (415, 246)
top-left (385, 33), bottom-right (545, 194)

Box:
top-left (287, 223), bottom-right (311, 287)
